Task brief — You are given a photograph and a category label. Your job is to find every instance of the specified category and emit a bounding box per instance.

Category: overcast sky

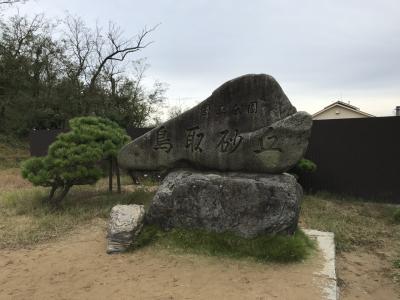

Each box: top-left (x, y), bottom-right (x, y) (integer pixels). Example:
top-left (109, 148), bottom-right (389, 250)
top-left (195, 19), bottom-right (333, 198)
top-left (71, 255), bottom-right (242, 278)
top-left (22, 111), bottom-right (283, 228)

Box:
top-left (7, 0), bottom-right (400, 116)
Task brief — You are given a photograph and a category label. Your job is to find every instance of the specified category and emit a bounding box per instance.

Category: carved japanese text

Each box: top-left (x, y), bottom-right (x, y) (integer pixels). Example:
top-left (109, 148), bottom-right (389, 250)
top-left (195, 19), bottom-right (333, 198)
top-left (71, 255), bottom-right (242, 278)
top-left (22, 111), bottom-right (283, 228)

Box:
top-left (217, 129), bottom-right (243, 153)
top-left (153, 126), bottom-right (172, 153)
top-left (185, 126), bottom-right (204, 152)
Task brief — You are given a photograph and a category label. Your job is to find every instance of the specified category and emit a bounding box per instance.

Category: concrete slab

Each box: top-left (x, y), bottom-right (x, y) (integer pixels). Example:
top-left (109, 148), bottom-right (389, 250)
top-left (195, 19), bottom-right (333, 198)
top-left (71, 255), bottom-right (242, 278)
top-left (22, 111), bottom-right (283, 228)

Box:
top-left (304, 229), bottom-right (338, 300)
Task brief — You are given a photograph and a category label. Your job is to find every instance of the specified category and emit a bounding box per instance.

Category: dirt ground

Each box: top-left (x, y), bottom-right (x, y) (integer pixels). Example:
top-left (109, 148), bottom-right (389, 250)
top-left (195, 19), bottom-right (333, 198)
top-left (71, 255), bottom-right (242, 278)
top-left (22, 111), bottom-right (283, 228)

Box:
top-left (337, 251), bottom-right (399, 300)
top-left (0, 223), bottom-right (398, 300)
top-left (0, 221), bottom-right (329, 300)
top-left (0, 168), bottom-right (399, 299)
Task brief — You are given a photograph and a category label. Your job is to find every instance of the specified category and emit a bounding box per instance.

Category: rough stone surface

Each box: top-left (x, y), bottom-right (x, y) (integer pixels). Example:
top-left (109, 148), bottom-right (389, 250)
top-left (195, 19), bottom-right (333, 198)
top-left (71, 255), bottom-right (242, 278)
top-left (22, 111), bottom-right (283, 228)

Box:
top-left (146, 170), bottom-right (302, 238)
top-left (118, 74), bottom-right (312, 173)
top-left (107, 204), bottom-right (145, 254)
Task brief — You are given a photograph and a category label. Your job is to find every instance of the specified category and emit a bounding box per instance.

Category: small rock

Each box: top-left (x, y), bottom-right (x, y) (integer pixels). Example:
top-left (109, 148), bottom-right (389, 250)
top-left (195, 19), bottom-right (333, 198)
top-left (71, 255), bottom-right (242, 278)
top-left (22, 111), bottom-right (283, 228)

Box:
top-left (240, 277), bottom-right (250, 284)
top-left (107, 204), bottom-right (145, 254)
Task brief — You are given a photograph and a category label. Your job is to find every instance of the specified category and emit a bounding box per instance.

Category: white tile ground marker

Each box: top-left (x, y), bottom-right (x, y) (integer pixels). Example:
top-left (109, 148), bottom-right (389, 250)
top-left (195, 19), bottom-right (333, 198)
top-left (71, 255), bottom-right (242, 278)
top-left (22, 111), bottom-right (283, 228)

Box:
top-left (304, 229), bottom-right (338, 300)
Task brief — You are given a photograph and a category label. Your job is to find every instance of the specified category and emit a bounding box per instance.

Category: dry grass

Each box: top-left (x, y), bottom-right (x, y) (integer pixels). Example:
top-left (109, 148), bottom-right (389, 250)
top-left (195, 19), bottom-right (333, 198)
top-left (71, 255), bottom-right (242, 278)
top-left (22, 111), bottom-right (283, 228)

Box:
top-left (0, 168), bottom-right (32, 191)
top-left (0, 136), bottom-right (159, 248)
top-left (0, 185), bottom-right (155, 249)
top-left (1, 167), bottom-right (399, 254)
top-left (0, 169), bottom-right (316, 263)
top-left (301, 192), bottom-right (400, 284)
top-left (0, 135), bottom-right (29, 170)
top-left (300, 192), bottom-right (400, 252)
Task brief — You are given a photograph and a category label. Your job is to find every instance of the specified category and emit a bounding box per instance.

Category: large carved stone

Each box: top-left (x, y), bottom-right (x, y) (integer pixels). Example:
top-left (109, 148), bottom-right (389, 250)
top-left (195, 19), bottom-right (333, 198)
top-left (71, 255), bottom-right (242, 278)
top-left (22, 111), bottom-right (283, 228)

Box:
top-left (118, 74), bottom-right (312, 173)
top-left (146, 170), bottom-right (302, 238)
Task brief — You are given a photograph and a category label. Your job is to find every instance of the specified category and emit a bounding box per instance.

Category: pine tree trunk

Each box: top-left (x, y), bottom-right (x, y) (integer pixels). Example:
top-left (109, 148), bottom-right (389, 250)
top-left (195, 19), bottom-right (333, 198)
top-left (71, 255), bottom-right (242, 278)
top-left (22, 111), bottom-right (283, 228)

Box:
top-left (128, 170), bottom-right (140, 185)
top-left (115, 158), bottom-right (121, 194)
top-left (108, 156), bottom-right (113, 192)
top-left (53, 185), bottom-right (71, 209)
top-left (47, 185), bottom-right (57, 203)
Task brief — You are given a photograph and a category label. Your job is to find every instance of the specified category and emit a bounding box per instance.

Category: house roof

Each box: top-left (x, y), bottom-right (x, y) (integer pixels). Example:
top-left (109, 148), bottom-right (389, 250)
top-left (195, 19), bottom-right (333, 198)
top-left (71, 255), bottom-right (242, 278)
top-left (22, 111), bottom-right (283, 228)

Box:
top-left (312, 101), bottom-right (375, 118)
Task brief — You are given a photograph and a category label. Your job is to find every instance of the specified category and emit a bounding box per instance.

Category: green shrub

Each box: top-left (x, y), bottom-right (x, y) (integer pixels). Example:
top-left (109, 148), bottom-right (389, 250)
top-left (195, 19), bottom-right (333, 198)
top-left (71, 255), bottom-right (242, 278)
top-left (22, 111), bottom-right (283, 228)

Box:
top-left (393, 208), bottom-right (400, 223)
top-left (21, 117), bottom-right (130, 207)
top-left (394, 259), bottom-right (400, 269)
top-left (68, 116), bottom-right (130, 158)
top-left (289, 158), bottom-right (317, 183)
top-left (294, 158), bottom-right (317, 174)
top-left (134, 226), bottom-right (315, 263)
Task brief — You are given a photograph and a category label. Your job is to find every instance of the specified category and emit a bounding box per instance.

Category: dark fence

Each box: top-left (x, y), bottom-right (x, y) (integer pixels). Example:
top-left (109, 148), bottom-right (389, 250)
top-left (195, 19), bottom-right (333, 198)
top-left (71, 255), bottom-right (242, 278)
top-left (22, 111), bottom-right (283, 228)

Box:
top-left (29, 129), bottom-right (67, 157)
top-left (302, 116), bottom-right (400, 203)
top-left (29, 117), bottom-right (400, 203)
top-left (29, 127), bottom-right (153, 157)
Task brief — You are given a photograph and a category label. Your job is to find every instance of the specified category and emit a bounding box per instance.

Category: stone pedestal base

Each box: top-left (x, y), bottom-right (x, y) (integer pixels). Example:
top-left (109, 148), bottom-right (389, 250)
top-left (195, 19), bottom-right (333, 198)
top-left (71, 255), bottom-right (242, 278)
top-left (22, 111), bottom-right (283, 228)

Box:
top-left (146, 169), bottom-right (302, 238)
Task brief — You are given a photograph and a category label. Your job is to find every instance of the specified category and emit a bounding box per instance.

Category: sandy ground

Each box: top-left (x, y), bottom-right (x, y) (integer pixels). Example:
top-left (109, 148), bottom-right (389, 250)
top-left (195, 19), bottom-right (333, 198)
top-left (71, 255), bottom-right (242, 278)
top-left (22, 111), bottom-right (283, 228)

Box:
top-left (0, 222), bottom-right (330, 300)
top-left (1, 225), bottom-right (398, 300)
top-left (1, 169), bottom-right (399, 299)
top-left (337, 251), bottom-right (399, 300)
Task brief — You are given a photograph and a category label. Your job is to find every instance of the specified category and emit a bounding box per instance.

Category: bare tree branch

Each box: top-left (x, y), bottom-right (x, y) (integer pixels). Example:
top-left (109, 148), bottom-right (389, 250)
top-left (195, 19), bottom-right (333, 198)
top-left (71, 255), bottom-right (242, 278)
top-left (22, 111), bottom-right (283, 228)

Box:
top-left (88, 23), bottom-right (159, 91)
top-left (62, 14), bottom-right (93, 84)
top-left (0, 0), bottom-right (28, 6)
top-left (3, 14), bottom-right (45, 57)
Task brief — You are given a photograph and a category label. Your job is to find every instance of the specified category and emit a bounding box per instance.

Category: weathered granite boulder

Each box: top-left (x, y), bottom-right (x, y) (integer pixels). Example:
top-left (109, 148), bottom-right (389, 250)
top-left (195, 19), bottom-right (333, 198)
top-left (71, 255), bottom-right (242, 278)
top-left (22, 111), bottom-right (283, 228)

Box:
top-left (146, 170), bottom-right (302, 238)
top-left (107, 204), bottom-right (145, 254)
top-left (118, 74), bottom-right (312, 173)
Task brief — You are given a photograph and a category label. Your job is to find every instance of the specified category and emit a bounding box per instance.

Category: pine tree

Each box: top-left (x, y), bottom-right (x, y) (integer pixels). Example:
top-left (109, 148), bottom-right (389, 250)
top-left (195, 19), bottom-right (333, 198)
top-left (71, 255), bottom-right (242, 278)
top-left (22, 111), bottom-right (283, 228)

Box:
top-left (21, 116), bottom-right (130, 207)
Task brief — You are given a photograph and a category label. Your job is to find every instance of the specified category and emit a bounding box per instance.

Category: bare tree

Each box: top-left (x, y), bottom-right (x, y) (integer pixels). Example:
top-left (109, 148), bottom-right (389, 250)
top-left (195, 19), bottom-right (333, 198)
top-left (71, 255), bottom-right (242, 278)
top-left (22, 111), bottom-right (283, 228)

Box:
top-left (104, 60), bottom-right (123, 97)
top-left (62, 14), bottom-right (93, 85)
top-left (0, 12), bottom-right (166, 134)
top-left (0, 13), bottom-right (60, 99)
top-left (0, 0), bottom-right (27, 5)
top-left (2, 14), bottom-right (46, 58)
top-left (106, 59), bottom-right (167, 127)
top-left (88, 22), bottom-right (159, 92)
top-left (168, 105), bottom-right (184, 119)
top-left (0, 0), bottom-right (28, 11)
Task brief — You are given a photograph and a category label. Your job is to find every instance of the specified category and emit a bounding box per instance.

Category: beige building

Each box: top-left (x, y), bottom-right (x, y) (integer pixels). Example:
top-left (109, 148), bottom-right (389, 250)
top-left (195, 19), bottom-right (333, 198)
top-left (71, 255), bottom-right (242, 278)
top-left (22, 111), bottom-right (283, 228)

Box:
top-left (312, 101), bottom-right (374, 120)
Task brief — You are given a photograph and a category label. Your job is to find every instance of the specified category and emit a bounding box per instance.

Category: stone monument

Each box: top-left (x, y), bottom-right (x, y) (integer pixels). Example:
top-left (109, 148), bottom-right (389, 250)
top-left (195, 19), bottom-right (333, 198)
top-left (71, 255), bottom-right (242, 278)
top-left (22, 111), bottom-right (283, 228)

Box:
top-left (118, 74), bottom-right (312, 238)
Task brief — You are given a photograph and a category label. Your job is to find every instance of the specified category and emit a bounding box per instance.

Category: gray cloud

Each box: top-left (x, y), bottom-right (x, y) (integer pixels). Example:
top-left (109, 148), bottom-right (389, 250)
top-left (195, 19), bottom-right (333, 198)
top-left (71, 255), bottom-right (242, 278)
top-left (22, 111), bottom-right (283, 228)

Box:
top-left (11, 0), bottom-right (400, 115)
